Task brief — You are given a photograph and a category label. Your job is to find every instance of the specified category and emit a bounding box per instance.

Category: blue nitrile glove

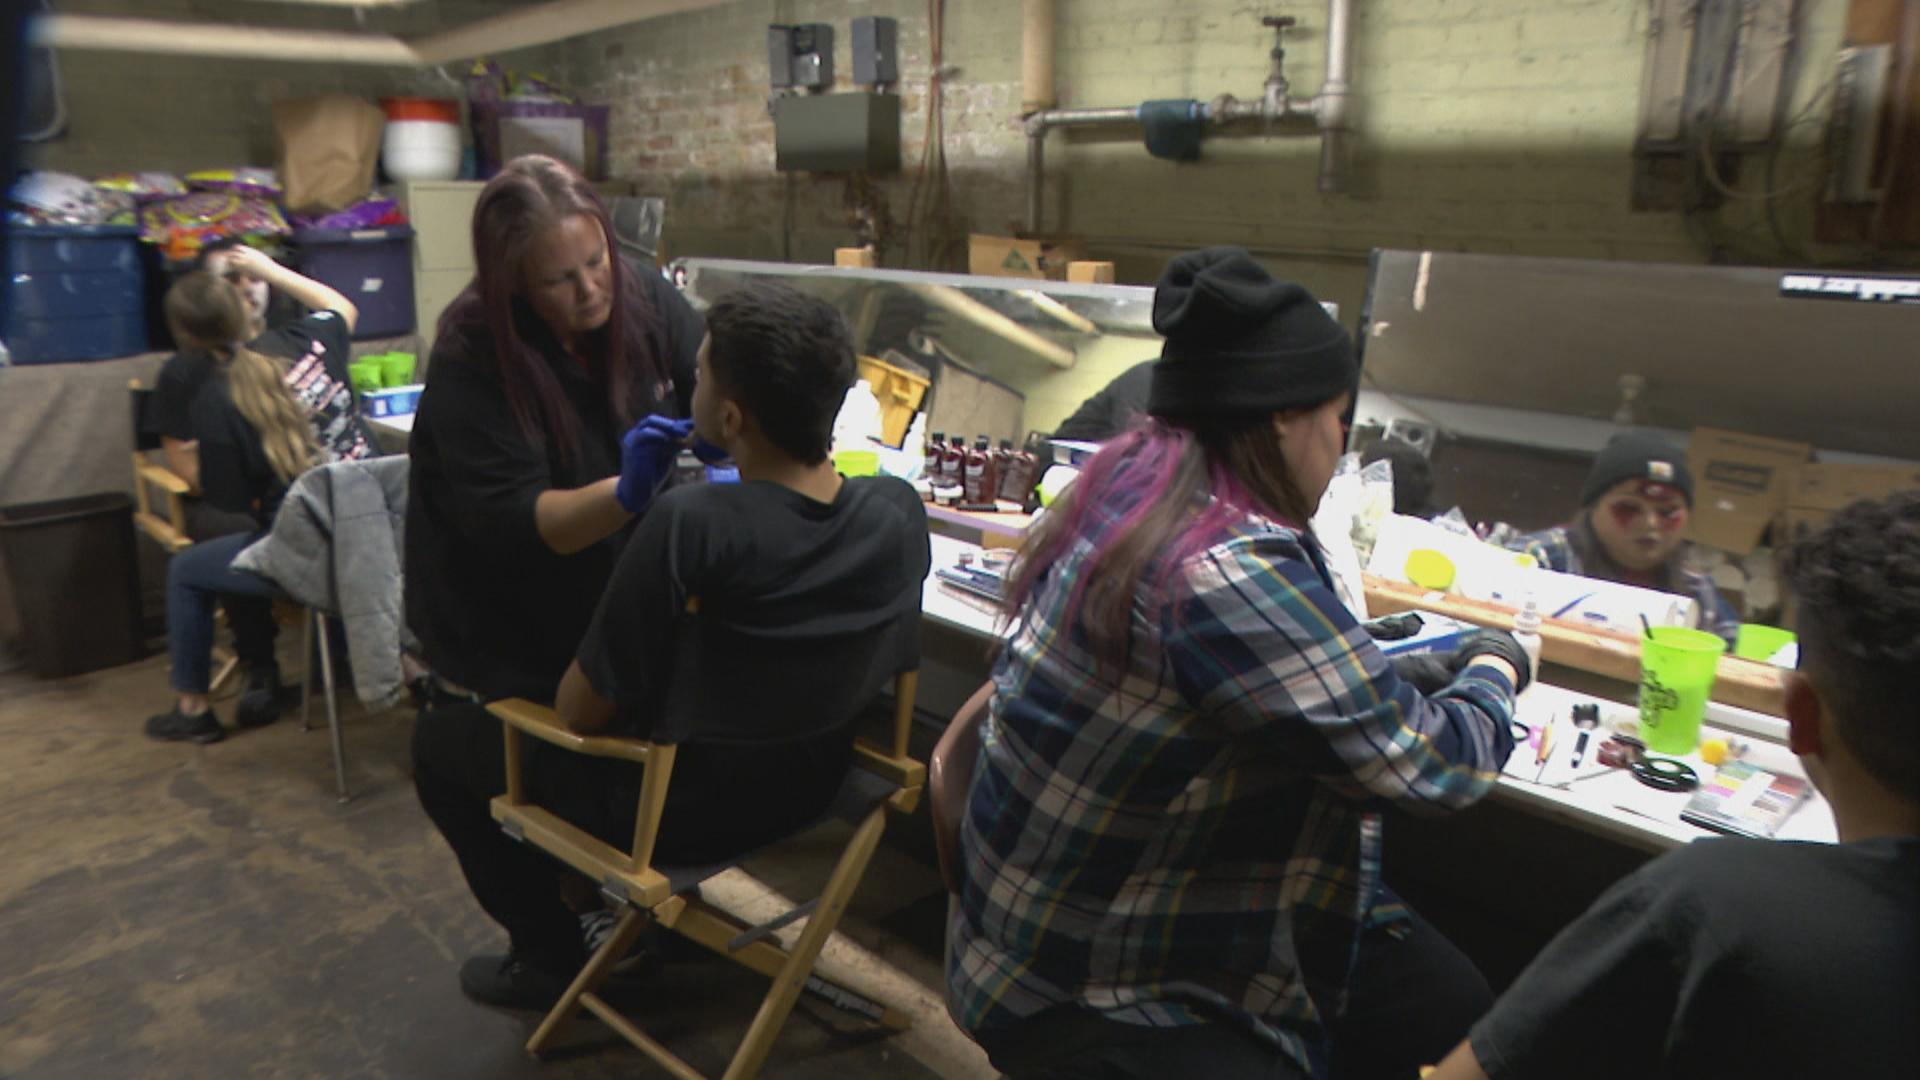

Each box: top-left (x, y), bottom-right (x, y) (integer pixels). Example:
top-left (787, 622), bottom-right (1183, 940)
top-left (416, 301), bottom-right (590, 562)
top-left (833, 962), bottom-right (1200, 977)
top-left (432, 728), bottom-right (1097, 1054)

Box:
top-left (690, 435), bottom-right (731, 465)
top-left (616, 415), bottom-right (694, 513)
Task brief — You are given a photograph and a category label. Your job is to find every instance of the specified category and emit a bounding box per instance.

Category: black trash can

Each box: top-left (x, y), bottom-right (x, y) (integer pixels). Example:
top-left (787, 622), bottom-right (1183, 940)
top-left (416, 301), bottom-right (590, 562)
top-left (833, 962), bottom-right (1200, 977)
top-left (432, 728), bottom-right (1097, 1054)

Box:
top-left (0, 493), bottom-right (144, 678)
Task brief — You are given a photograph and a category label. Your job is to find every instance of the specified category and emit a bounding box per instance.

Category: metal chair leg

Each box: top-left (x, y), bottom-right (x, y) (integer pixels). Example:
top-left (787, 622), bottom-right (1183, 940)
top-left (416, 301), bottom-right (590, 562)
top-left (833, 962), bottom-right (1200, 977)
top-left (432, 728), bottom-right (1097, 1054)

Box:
top-left (299, 607), bottom-right (314, 732)
top-left (315, 610), bottom-right (349, 802)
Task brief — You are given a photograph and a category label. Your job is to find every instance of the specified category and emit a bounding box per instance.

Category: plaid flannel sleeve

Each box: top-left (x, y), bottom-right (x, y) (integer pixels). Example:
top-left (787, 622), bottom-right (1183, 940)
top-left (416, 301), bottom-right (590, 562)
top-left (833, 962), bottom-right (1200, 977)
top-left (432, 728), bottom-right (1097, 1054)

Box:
top-left (1166, 532), bottom-right (1518, 811)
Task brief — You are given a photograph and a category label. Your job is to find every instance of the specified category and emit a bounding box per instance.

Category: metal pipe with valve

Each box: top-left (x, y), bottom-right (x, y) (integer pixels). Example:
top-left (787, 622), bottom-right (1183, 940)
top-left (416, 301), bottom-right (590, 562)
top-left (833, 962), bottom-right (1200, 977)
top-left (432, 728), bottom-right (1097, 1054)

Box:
top-left (1022, 0), bottom-right (1355, 232)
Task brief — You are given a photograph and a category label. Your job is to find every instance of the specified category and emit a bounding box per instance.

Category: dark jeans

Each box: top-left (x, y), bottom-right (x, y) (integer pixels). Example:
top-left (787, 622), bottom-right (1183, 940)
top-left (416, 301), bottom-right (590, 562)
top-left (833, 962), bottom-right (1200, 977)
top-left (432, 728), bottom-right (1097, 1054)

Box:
top-left (982, 906), bottom-right (1490, 1080)
top-left (166, 532), bottom-right (280, 694)
top-left (412, 703), bottom-right (651, 972)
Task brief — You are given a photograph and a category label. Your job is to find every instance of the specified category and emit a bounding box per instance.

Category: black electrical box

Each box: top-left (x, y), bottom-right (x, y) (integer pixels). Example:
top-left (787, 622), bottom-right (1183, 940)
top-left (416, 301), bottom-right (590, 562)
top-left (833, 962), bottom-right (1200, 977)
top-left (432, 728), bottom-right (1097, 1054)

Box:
top-left (767, 23), bottom-right (834, 90)
top-left (852, 16), bottom-right (898, 86)
top-left (773, 92), bottom-right (902, 173)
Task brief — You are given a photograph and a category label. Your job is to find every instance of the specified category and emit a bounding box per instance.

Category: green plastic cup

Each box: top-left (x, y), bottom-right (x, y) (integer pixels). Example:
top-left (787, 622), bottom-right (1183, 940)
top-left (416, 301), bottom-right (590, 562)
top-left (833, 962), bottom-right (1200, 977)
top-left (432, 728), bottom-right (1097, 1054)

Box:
top-left (380, 351), bottom-right (417, 387)
top-left (349, 358), bottom-right (384, 396)
top-left (834, 448), bottom-right (879, 477)
top-left (1733, 623), bottom-right (1797, 663)
top-left (1638, 626), bottom-right (1728, 754)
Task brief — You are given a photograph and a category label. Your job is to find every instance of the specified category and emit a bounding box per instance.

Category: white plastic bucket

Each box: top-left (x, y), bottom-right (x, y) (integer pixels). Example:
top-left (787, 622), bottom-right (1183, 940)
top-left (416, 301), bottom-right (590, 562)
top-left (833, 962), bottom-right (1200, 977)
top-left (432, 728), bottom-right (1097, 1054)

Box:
top-left (382, 119), bottom-right (461, 182)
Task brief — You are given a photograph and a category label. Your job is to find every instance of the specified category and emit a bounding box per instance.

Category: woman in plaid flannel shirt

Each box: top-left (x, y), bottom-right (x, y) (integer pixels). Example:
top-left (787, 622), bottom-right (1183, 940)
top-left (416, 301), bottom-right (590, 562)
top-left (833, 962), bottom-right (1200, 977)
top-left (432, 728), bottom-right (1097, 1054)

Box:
top-left (947, 249), bottom-right (1528, 1080)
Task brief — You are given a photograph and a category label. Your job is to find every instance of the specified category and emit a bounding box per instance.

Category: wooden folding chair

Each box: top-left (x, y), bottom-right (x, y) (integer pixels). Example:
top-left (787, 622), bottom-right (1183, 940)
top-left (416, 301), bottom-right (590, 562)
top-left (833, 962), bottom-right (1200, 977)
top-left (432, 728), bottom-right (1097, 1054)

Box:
top-left (129, 378), bottom-right (240, 692)
top-left (487, 665), bottom-right (924, 1078)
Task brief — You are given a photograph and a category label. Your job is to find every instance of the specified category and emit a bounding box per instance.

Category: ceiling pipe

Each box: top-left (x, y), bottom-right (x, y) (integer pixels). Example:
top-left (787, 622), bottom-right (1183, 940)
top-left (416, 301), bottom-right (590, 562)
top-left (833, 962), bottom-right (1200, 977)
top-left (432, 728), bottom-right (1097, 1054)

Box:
top-left (1021, 0), bottom-right (1355, 233)
top-left (1021, 0), bottom-right (1056, 116)
top-left (414, 0), bottom-right (727, 66)
top-left (1314, 0), bottom-right (1354, 195)
top-left (35, 0), bottom-right (734, 67)
top-left (32, 14), bottom-right (422, 65)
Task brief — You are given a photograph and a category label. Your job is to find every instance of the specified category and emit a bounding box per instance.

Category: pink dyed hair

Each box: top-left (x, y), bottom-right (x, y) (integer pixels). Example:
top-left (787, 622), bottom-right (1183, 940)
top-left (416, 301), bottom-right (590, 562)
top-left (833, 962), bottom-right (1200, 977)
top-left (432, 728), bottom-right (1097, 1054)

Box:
top-left (1003, 414), bottom-right (1316, 669)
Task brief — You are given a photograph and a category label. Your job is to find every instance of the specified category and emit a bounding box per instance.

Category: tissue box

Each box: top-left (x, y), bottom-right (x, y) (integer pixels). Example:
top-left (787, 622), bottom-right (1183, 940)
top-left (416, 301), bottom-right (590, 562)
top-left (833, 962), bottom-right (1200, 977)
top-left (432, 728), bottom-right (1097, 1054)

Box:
top-left (363, 384), bottom-right (423, 418)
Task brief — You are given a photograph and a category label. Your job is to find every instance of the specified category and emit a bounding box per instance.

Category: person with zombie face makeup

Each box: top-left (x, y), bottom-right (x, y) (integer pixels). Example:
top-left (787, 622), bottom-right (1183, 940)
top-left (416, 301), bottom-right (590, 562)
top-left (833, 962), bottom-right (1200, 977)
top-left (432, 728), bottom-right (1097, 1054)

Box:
top-left (1509, 432), bottom-right (1740, 645)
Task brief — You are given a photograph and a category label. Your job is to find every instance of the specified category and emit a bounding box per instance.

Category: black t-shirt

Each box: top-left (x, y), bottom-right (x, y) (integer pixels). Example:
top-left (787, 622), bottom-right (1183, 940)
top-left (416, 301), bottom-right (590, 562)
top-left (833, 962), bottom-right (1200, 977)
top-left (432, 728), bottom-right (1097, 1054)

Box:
top-left (575, 476), bottom-right (930, 861)
top-left (189, 311), bottom-right (375, 524)
top-left (1052, 360), bottom-right (1154, 442)
top-left (147, 317), bottom-right (330, 443)
top-left (1471, 835), bottom-right (1920, 1080)
top-left (405, 268), bottom-right (704, 703)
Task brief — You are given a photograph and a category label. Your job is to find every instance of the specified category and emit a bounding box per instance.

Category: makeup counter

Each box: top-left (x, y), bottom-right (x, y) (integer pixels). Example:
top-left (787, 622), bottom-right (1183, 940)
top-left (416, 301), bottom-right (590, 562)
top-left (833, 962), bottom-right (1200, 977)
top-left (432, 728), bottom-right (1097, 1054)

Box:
top-left (668, 253), bottom-right (1920, 982)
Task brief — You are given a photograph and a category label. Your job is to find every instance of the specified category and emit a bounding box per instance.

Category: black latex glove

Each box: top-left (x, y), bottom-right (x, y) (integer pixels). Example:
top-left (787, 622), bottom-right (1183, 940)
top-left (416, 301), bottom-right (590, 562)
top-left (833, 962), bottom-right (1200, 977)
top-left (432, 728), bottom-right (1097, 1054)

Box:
top-left (1390, 653), bottom-right (1454, 695)
top-left (1362, 612), bottom-right (1426, 642)
top-left (1446, 629), bottom-right (1532, 694)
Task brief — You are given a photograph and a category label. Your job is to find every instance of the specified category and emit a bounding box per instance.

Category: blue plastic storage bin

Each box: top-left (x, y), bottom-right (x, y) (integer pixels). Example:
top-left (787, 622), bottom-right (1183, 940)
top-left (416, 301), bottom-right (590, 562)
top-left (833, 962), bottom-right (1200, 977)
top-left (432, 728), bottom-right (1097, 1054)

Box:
top-left (4, 224), bottom-right (150, 364)
top-left (292, 226), bottom-right (417, 340)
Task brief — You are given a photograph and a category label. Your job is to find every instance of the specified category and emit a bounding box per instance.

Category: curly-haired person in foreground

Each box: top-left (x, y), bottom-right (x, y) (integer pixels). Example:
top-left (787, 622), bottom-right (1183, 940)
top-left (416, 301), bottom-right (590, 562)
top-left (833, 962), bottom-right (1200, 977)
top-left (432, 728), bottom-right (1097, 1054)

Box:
top-left (1430, 491), bottom-right (1920, 1080)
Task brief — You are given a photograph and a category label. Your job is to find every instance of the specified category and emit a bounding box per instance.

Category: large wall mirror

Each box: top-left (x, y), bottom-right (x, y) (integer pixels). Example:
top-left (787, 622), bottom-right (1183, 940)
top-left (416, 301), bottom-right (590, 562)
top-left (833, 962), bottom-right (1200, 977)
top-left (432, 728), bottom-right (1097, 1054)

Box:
top-left (1355, 249), bottom-right (1920, 641)
top-left (674, 252), bottom-right (1920, 709)
top-left (673, 258), bottom-right (1162, 450)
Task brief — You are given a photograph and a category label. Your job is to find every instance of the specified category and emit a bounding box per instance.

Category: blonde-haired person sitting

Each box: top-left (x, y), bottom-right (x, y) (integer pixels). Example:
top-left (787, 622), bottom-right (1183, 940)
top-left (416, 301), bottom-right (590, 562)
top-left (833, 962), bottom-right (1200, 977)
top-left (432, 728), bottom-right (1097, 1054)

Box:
top-left (145, 267), bottom-right (375, 744)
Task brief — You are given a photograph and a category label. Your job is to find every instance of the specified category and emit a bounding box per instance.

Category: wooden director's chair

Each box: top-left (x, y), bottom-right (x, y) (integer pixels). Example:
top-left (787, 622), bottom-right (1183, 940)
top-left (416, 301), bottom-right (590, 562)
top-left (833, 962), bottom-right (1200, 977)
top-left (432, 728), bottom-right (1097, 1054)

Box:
top-left (486, 610), bottom-right (925, 1080)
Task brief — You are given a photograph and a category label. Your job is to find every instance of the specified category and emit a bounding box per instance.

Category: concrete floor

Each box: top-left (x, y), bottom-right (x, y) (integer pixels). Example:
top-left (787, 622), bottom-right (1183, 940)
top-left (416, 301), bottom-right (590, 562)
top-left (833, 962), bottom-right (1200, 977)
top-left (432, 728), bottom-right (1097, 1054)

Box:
top-left (0, 648), bottom-right (992, 1080)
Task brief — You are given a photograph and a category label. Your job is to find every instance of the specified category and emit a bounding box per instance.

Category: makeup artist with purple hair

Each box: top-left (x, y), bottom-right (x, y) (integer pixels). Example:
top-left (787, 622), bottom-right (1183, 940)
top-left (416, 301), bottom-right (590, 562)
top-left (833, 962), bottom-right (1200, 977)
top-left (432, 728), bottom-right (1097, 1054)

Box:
top-left (946, 248), bottom-right (1526, 1080)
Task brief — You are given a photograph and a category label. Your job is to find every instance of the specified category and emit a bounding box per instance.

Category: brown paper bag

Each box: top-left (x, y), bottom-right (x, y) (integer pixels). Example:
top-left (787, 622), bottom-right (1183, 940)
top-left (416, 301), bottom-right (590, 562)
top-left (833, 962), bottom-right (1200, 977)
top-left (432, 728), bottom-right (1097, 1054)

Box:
top-left (273, 95), bottom-right (385, 215)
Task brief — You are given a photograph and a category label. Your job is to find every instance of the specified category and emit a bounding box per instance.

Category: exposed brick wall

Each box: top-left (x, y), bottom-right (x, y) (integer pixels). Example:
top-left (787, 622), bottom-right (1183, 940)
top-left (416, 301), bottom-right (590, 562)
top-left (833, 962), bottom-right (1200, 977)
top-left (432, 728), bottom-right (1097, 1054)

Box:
top-left (31, 0), bottom-right (1855, 324)
top-left (552, 0), bottom-right (1033, 267)
top-left (547, 0), bottom-right (1850, 321)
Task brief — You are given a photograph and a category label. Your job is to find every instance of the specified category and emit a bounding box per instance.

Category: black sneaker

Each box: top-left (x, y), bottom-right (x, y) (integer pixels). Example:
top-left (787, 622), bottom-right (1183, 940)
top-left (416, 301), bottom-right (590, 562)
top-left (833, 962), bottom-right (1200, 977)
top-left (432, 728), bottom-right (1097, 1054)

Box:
top-left (457, 953), bottom-right (574, 1010)
top-left (235, 663), bottom-right (288, 729)
top-left (145, 706), bottom-right (225, 745)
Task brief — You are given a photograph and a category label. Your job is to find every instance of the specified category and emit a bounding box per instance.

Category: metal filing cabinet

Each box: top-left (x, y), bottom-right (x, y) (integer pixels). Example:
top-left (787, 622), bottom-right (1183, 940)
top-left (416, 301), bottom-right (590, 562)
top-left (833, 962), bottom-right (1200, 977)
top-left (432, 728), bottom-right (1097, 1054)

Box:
top-left (391, 180), bottom-right (485, 357)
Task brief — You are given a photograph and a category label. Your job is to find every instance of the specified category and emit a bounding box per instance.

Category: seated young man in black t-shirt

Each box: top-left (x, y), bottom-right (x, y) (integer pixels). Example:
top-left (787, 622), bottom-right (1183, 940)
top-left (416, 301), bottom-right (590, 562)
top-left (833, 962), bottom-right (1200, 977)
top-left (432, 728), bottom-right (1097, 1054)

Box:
top-left (424, 282), bottom-right (930, 1009)
top-left (1430, 492), bottom-right (1920, 1080)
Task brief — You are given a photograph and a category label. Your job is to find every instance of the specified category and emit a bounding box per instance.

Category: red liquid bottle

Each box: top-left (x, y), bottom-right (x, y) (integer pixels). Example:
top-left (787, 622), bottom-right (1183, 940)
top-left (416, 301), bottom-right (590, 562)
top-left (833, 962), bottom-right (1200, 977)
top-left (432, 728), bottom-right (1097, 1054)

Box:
top-left (998, 439), bottom-right (1037, 504)
top-left (964, 435), bottom-right (994, 503)
top-left (940, 434), bottom-right (966, 488)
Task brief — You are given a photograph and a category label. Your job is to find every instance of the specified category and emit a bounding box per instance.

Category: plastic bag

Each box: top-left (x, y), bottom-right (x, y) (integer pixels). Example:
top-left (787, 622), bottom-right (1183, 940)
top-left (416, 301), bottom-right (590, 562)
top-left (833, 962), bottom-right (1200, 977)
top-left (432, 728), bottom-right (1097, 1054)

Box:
top-left (1353, 455), bottom-right (1396, 565)
top-left (291, 197), bottom-right (406, 231)
top-left (185, 167), bottom-right (283, 200)
top-left (140, 192), bottom-right (291, 258)
top-left (94, 171), bottom-right (188, 202)
top-left (1310, 453), bottom-right (1376, 621)
top-left (9, 171), bottom-right (133, 225)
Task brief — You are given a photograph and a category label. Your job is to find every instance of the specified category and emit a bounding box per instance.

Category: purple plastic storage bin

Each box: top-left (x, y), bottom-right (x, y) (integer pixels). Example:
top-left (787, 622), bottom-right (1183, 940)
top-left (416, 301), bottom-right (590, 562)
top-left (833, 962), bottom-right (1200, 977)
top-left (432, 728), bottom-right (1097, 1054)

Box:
top-left (292, 226), bottom-right (416, 340)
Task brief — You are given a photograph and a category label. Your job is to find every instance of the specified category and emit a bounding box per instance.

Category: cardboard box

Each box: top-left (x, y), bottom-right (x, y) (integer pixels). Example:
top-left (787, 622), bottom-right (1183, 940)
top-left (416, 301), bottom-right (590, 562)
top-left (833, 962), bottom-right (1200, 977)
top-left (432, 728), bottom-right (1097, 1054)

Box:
top-left (968, 233), bottom-right (1086, 281)
top-left (1776, 462), bottom-right (1920, 544)
top-left (1685, 427), bottom-right (1812, 556)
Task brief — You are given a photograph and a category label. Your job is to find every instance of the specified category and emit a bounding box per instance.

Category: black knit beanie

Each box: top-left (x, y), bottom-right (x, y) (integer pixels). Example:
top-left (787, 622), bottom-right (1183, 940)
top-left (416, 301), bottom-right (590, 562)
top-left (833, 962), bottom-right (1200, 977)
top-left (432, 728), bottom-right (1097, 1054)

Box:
top-left (1147, 247), bottom-right (1356, 421)
top-left (1581, 431), bottom-right (1694, 507)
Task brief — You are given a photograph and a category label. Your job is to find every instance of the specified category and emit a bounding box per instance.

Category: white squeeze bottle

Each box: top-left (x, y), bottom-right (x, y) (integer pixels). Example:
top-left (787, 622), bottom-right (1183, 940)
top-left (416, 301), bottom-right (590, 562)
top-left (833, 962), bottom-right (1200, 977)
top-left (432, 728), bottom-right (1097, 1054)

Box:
top-left (1512, 592), bottom-right (1543, 689)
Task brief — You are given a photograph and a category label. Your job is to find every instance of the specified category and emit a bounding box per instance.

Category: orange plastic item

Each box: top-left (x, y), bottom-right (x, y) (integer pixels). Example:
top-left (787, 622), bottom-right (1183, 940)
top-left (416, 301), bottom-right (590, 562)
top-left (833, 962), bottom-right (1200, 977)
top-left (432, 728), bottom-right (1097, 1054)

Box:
top-left (381, 97), bottom-right (460, 123)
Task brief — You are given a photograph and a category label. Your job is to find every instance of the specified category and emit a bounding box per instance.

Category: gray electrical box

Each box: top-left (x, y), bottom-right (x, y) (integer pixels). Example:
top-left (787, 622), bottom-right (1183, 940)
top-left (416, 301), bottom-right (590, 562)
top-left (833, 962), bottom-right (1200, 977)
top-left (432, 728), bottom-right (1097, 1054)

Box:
top-left (767, 23), bottom-right (834, 90)
top-left (773, 93), bottom-right (901, 173)
top-left (852, 16), bottom-right (898, 86)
